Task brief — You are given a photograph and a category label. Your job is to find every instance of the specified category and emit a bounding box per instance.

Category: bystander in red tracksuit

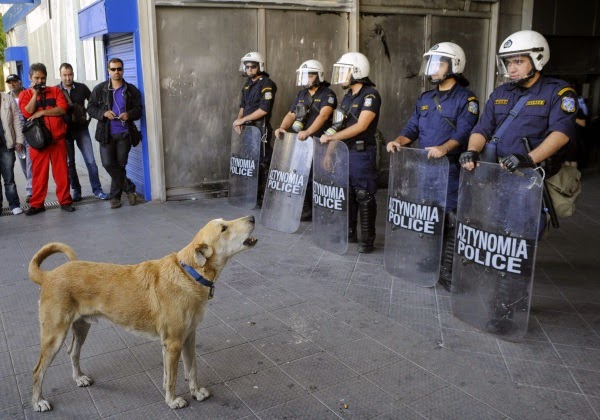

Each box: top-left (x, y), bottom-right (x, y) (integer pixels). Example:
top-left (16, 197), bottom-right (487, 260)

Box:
top-left (19, 86), bottom-right (72, 209)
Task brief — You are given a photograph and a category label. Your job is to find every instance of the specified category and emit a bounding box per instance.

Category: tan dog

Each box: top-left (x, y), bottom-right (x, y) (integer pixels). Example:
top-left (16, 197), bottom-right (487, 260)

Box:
top-left (28, 216), bottom-right (257, 412)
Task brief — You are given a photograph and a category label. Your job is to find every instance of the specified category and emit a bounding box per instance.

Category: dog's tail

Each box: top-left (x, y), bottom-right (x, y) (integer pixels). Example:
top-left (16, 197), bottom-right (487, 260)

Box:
top-left (29, 242), bottom-right (78, 285)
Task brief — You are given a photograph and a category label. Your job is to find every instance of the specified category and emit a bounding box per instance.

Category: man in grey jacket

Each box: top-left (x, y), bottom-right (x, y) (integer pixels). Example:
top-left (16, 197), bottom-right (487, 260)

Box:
top-left (0, 91), bottom-right (26, 214)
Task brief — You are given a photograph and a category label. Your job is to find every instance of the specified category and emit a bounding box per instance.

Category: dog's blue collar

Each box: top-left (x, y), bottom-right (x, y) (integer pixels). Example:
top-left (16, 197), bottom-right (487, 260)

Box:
top-left (180, 262), bottom-right (215, 299)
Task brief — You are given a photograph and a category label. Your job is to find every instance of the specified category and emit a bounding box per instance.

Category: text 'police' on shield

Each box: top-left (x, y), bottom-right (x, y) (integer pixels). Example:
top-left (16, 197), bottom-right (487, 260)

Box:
top-left (267, 169), bottom-right (305, 195)
top-left (387, 197), bottom-right (442, 235)
top-left (456, 222), bottom-right (534, 276)
top-left (230, 157), bottom-right (255, 177)
top-left (313, 181), bottom-right (345, 210)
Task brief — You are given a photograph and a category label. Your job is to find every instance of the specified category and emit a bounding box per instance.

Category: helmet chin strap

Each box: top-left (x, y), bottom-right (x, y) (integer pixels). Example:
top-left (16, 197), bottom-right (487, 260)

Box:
top-left (429, 72), bottom-right (450, 85)
top-left (349, 77), bottom-right (360, 86)
top-left (511, 69), bottom-right (536, 86)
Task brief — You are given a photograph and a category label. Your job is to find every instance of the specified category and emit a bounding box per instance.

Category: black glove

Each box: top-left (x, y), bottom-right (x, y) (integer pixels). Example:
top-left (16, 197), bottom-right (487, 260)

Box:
top-left (459, 150), bottom-right (479, 166)
top-left (500, 154), bottom-right (535, 172)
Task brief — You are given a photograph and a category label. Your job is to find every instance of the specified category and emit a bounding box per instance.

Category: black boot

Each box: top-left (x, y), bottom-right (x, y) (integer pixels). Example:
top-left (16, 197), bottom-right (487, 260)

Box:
top-left (356, 189), bottom-right (376, 253)
top-left (348, 188), bottom-right (358, 243)
top-left (485, 275), bottom-right (524, 335)
top-left (256, 161), bottom-right (270, 208)
top-left (301, 174), bottom-right (313, 221)
top-left (438, 212), bottom-right (456, 291)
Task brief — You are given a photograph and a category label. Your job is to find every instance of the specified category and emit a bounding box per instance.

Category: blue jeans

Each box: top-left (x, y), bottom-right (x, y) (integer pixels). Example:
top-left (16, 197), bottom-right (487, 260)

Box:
top-left (17, 140), bottom-right (32, 196)
top-left (0, 141), bottom-right (20, 209)
top-left (67, 127), bottom-right (104, 195)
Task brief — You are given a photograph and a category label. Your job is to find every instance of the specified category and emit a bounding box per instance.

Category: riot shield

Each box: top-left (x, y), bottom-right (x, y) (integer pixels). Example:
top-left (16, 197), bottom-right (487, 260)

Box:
top-left (451, 162), bottom-right (543, 339)
top-left (384, 148), bottom-right (448, 287)
top-left (312, 139), bottom-right (349, 254)
top-left (228, 126), bottom-right (261, 209)
top-left (260, 133), bottom-right (314, 233)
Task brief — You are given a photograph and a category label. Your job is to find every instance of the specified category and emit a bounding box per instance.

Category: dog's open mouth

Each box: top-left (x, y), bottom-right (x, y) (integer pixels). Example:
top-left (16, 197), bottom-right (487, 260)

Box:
top-left (243, 237), bottom-right (258, 247)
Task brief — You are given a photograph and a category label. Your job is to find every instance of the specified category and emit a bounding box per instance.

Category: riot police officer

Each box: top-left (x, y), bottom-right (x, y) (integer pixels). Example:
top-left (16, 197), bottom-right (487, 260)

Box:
top-left (459, 30), bottom-right (577, 335)
top-left (387, 42), bottom-right (479, 290)
top-left (233, 52), bottom-right (277, 205)
top-left (320, 52), bottom-right (381, 253)
top-left (460, 30), bottom-right (576, 175)
top-left (274, 59), bottom-right (337, 220)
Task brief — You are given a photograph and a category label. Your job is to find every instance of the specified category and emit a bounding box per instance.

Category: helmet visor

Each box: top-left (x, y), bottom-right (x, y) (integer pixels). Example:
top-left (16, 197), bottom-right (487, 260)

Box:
top-left (296, 70), bottom-right (317, 87)
top-left (496, 55), bottom-right (510, 82)
top-left (419, 55), bottom-right (449, 77)
top-left (331, 64), bottom-right (352, 85)
top-left (496, 54), bottom-right (532, 84)
top-left (240, 61), bottom-right (259, 73)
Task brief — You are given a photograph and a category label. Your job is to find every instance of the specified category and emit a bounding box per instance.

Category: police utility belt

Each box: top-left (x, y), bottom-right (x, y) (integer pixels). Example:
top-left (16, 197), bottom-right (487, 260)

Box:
top-left (329, 106), bottom-right (374, 151)
top-left (344, 139), bottom-right (375, 151)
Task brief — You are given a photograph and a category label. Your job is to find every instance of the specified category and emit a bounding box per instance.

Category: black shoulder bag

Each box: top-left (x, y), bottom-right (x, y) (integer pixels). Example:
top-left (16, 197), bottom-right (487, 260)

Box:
top-left (23, 118), bottom-right (53, 150)
top-left (22, 92), bottom-right (54, 150)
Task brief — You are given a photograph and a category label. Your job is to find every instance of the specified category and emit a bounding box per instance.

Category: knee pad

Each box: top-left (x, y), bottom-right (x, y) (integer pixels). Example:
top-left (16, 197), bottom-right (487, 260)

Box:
top-left (355, 189), bottom-right (373, 204)
top-left (445, 211), bottom-right (457, 230)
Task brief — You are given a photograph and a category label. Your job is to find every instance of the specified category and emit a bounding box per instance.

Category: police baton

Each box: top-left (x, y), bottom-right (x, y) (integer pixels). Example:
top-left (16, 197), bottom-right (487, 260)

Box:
top-left (522, 138), bottom-right (559, 229)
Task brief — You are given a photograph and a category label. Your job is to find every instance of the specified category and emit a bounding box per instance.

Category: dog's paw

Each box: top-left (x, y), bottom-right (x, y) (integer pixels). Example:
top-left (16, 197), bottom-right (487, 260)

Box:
top-left (33, 399), bottom-right (52, 412)
top-left (167, 397), bottom-right (188, 409)
top-left (74, 375), bottom-right (93, 387)
top-left (192, 387), bottom-right (211, 402)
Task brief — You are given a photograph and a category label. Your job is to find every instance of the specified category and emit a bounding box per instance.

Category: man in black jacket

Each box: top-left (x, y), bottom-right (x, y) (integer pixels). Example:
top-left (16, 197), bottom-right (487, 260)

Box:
top-left (88, 58), bottom-right (142, 209)
top-left (58, 63), bottom-right (108, 201)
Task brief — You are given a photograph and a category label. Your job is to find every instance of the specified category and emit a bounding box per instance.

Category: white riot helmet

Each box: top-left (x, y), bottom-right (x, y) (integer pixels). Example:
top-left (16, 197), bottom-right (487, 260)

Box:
top-left (296, 59), bottom-right (325, 87)
top-left (420, 42), bottom-right (466, 84)
top-left (239, 51), bottom-right (266, 73)
top-left (331, 52), bottom-right (371, 86)
top-left (496, 30), bottom-right (549, 85)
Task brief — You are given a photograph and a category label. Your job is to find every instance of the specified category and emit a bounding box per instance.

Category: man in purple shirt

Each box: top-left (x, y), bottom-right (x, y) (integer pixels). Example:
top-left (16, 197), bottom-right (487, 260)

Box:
top-left (87, 58), bottom-right (143, 209)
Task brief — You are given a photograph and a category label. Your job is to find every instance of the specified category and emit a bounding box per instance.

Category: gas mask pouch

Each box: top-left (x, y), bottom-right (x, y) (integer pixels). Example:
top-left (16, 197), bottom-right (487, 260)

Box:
top-left (292, 104), bottom-right (310, 132)
top-left (324, 106), bottom-right (347, 136)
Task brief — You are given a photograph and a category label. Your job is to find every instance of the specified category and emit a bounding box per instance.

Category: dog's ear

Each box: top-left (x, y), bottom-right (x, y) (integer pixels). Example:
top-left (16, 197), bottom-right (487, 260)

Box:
top-left (194, 244), bottom-right (213, 267)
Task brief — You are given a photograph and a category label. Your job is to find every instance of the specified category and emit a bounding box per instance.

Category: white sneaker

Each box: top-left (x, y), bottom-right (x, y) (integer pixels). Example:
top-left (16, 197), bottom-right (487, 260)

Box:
top-left (12, 207), bottom-right (23, 215)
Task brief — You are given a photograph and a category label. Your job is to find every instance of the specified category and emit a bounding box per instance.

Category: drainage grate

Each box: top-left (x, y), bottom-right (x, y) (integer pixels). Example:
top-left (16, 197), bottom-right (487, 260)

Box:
top-left (1, 195), bottom-right (109, 217)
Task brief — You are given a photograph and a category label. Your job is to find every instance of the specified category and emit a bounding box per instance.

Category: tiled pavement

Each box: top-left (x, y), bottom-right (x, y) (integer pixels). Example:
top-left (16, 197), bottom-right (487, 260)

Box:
top-left (0, 170), bottom-right (599, 419)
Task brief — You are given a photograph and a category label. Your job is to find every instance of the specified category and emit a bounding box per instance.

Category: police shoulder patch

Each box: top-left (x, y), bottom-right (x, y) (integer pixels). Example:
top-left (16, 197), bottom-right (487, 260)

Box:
top-left (364, 97), bottom-right (372, 107)
top-left (561, 96), bottom-right (576, 113)
top-left (264, 91), bottom-right (272, 100)
top-left (328, 96), bottom-right (335, 104)
top-left (468, 100), bottom-right (479, 115)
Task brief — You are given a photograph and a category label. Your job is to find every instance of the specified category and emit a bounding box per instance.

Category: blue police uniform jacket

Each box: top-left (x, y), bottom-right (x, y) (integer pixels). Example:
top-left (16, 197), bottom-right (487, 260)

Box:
top-left (399, 83), bottom-right (479, 212)
top-left (339, 84), bottom-right (381, 196)
top-left (240, 75), bottom-right (277, 126)
top-left (472, 75), bottom-right (577, 157)
top-left (340, 84), bottom-right (381, 147)
top-left (399, 84), bottom-right (479, 158)
top-left (290, 85), bottom-right (337, 137)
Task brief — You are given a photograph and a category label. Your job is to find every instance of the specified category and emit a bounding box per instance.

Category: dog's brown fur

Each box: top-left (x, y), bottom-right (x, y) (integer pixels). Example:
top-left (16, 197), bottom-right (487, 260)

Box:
top-left (29, 216), bottom-right (256, 412)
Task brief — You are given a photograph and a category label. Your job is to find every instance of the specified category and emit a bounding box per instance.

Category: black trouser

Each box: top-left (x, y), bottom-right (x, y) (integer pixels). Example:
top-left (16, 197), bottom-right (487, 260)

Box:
top-left (100, 132), bottom-right (135, 199)
top-left (65, 134), bottom-right (81, 194)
